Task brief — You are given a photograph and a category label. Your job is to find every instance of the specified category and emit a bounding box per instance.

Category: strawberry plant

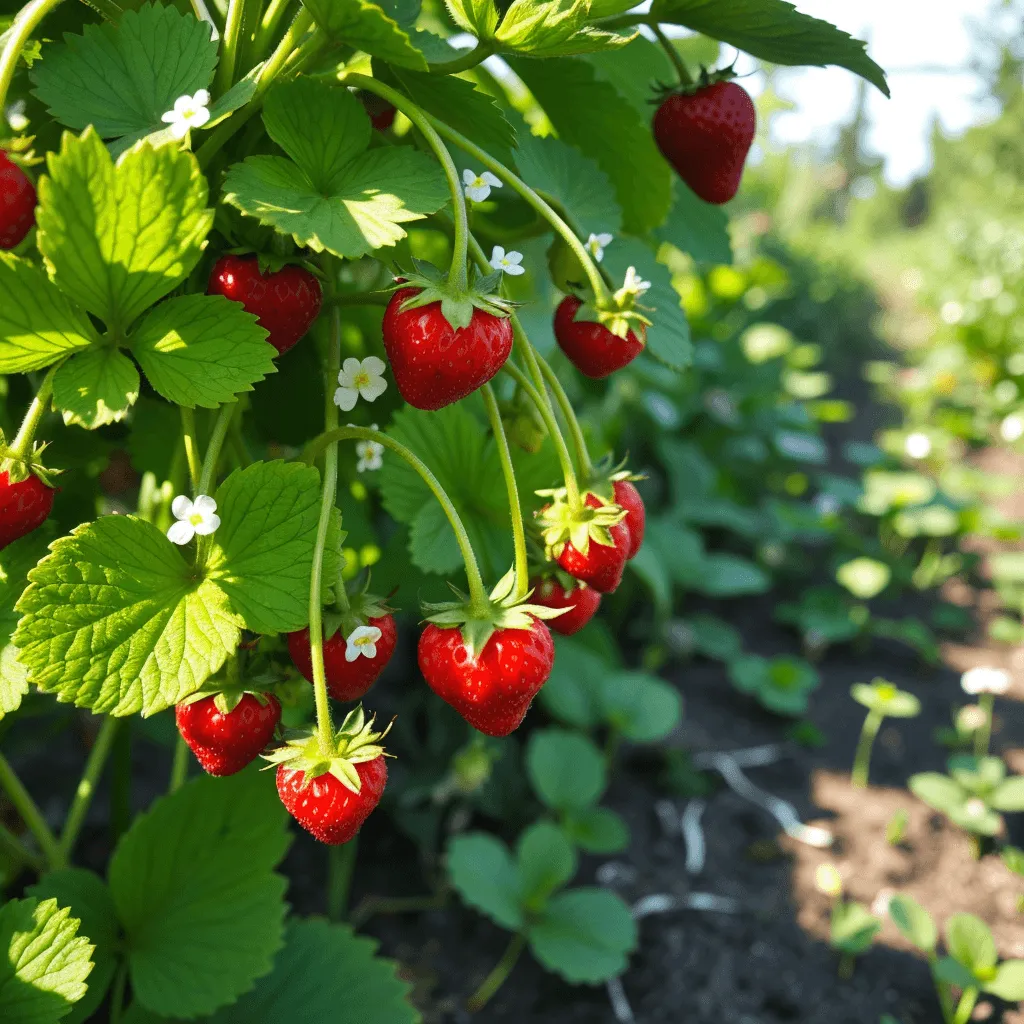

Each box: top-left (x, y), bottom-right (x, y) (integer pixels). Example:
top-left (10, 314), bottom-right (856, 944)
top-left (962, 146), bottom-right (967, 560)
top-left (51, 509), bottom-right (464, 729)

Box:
top-left (0, 0), bottom-right (896, 1017)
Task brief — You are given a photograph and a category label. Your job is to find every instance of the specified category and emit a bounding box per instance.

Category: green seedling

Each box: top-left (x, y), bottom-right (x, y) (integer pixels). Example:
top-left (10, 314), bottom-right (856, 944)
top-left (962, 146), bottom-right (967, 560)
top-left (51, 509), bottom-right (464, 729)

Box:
top-left (850, 678), bottom-right (920, 788)
top-left (728, 654), bottom-right (821, 716)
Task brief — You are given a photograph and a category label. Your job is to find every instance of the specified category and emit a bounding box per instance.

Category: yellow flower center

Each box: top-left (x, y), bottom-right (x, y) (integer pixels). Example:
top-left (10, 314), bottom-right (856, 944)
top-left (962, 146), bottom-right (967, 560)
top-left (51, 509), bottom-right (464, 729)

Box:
top-left (354, 371), bottom-right (371, 388)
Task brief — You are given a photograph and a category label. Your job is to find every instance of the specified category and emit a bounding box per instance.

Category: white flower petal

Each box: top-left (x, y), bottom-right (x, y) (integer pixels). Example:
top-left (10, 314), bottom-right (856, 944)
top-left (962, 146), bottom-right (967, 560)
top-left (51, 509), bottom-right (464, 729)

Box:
top-left (193, 89), bottom-right (210, 107)
top-left (193, 513), bottom-right (220, 536)
top-left (193, 494), bottom-right (217, 515)
top-left (171, 494), bottom-right (193, 520)
top-left (597, 233), bottom-right (613, 246)
top-left (339, 357), bottom-right (363, 386)
top-left (359, 376), bottom-right (388, 403)
top-left (465, 183), bottom-right (490, 202)
top-left (504, 263), bottom-right (526, 276)
top-left (160, 110), bottom-right (177, 125)
top-left (334, 386), bottom-right (358, 412)
top-left (481, 171), bottom-right (502, 187)
top-left (169, 120), bottom-right (190, 140)
top-left (187, 107), bottom-right (210, 130)
top-left (491, 245), bottom-right (506, 264)
top-left (167, 520), bottom-right (195, 545)
top-left (504, 251), bottom-right (523, 265)
top-left (362, 355), bottom-right (386, 377)
top-left (173, 94), bottom-right (194, 116)
top-left (463, 168), bottom-right (476, 185)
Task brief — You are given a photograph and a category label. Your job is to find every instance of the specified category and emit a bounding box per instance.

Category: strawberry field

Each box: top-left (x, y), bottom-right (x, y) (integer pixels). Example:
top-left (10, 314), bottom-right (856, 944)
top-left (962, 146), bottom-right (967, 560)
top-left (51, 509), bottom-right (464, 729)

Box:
top-left (1, 0), bottom-right (1024, 1021)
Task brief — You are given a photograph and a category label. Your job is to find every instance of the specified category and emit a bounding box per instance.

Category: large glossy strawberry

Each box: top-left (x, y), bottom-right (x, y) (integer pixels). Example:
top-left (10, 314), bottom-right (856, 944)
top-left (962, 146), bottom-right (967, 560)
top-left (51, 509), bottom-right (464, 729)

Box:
top-left (207, 254), bottom-right (322, 355)
top-left (652, 80), bottom-right (756, 205)
top-left (530, 576), bottom-right (601, 636)
top-left (176, 692), bottom-right (281, 777)
top-left (266, 708), bottom-right (389, 845)
top-left (612, 479), bottom-right (645, 559)
top-left (0, 471), bottom-right (55, 551)
top-left (0, 152), bottom-right (36, 249)
top-left (288, 613), bottom-right (397, 702)
top-left (539, 492), bottom-right (630, 594)
top-left (555, 295), bottom-right (644, 378)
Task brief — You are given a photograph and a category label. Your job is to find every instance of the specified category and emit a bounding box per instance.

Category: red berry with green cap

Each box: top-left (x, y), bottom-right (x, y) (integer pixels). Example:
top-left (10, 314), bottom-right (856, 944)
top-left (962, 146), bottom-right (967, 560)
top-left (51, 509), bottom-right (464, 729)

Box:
top-left (0, 151), bottom-right (36, 250)
top-left (0, 471), bottom-right (55, 551)
top-left (530, 576), bottom-right (601, 636)
top-left (175, 691), bottom-right (281, 777)
top-left (538, 491), bottom-right (630, 594)
top-left (555, 296), bottom-right (644, 379)
top-left (612, 479), bottom-right (645, 559)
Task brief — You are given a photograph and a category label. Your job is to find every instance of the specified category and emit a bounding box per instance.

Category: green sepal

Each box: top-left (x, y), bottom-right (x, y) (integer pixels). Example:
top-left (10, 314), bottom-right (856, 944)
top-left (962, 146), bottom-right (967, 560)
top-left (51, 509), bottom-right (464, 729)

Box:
top-left (0, 432), bottom-right (60, 487)
top-left (261, 705), bottom-right (392, 792)
top-left (392, 259), bottom-right (516, 330)
top-left (421, 566), bottom-right (567, 659)
top-left (226, 246), bottom-right (322, 279)
top-left (583, 452), bottom-right (645, 503)
top-left (535, 492), bottom-right (627, 559)
top-left (650, 63), bottom-right (738, 102)
top-left (322, 577), bottom-right (395, 642)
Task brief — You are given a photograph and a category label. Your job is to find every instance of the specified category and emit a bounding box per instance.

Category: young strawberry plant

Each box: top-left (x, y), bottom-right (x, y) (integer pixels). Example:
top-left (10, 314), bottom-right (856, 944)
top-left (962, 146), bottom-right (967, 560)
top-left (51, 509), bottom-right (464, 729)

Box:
top-left (0, 0), bottom-right (891, 1017)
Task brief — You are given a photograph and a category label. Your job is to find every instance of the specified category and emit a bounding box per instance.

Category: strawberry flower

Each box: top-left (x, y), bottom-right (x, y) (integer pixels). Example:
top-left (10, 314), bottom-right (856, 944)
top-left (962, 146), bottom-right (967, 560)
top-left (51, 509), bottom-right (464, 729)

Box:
top-left (334, 356), bottom-right (387, 412)
top-left (904, 432), bottom-right (931, 459)
top-left (463, 169), bottom-right (502, 203)
top-left (489, 246), bottom-right (525, 276)
top-left (167, 494), bottom-right (220, 545)
top-left (346, 624), bottom-right (383, 662)
top-left (350, 423), bottom-right (384, 472)
top-left (961, 666), bottom-right (1010, 695)
top-left (160, 90), bottom-right (211, 139)
top-left (585, 232), bottom-right (614, 262)
top-left (616, 266), bottom-right (651, 301)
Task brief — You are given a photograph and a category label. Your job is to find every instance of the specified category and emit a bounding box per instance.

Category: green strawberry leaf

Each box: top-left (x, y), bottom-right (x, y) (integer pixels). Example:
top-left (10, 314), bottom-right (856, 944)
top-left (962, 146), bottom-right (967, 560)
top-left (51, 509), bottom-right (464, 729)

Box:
top-left (223, 79), bottom-right (448, 258)
top-left (887, 894), bottom-right (936, 953)
top-left (37, 129), bottom-right (214, 336)
top-left (562, 806), bottom-right (629, 854)
top-left (108, 770), bottom-right (289, 1019)
top-left (538, 637), bottom-right (610, 730)
top-left (13, 515), bottom-right (242, 717)
top-left (495, 0), bottom-right (633, 56)
top-left (945, 913), bottom-right (997, 974)
top-left (517, 822), bottom-right (577, 907)
top-left (830, 900), bottom-right (880, 955)
top-left (0, 254), bottom-right (97, 374)
top-left (52, 347), bottom-right (141, 429)
top-left (444, 0), bottom-right (499, 37)
top-left (510, 56), bottom-right (672, 234)
top-left (447, 833), bottom-right (524, 931)
top-left (985, 961), bottom-right (1024, 1001)
top-left (128, 294), bottom-right (276, 409)
top-left (598, 670), bottom-right (682, 742)
top-left (207, 460), bottom-right (338, 635)
top-left (0, 896), bottom-right (94, 1024)
top-left (301, 0), bottom-right (428, 69)
top-left (26, 870), bottom-right (119, 1024)
top-left (656, 179), bottom-right (732, 265)
top-left (526, 728), bottom-right (607, 811)
top-left (527, 888), bottom-right (636, 983)
top-left (30, 3), bottom-right (219, 143)
top-left (647, 0), bottom-right (889, 96)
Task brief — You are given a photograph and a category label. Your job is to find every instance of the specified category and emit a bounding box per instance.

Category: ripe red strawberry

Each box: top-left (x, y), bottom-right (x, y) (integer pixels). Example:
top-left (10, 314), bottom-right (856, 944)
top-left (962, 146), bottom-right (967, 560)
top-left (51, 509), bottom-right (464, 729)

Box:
top-left (530, 576), bottom-right (601, 636)
top-left (358, 91), bottom-right (396, 132)
top-left (0, 471), bottom-right (55, 551)
top-left (554, 296), bottom-right (644, 378)
top-left (554, 492), bottom-right (630, 593)
top-left (418, 618), bottom-right (555, 736)
top-left (287, 614), bottom-right (397, 702)
top-left (652, 81), bottom-right (756, 205)
top-left (383, 285), bottom-right (512, 410)
top-left (612, 479), bottom-right (645, 559)
top-left (207, 254), bottom-right (322, 355)
top-left (0, 152), bottom-right (36, 249)
top-left (175, 692), bottom-right (281, 777)
top-left (276, 755), bottom-right (387, 845)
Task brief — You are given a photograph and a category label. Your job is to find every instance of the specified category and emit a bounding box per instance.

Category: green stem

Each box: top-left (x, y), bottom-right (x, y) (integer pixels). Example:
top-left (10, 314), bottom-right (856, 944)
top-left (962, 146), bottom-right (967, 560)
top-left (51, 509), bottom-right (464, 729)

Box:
top-left (427, 115), bottom-right (610, 305)
top-left (304, 428), bottom-right (489, 612)
top-left (975, 693), bottom-right (993, 757)
top-left (482, 385), bottom-right (528, 601)
top-left (109, 719), bottom-right (131, 843)
top-left (951, 987), bottom-right (978, 1024)
top-left (349, 892), bottom-right (447, 928)
top-left (180, 407), bottom-right (202, 493)
top-left (927, 953), bottom-right (953, 1022)
top-left (78, 0), bottom-right (124, 23)
top-left (467, 932), bottom-right (526, 1012)
top-left (169, 735), bottom-right (190, 793)
top-left (196, 403), bottom-right (236, 496)
top-left (58, 716), bottom-right (120, 864)
top-left (0, 751), bottom-right (62, 868)
top-left (604, 724), bottom-right (621, 765)
top-left (426, 42), bottom-right (493, 75)
top-left (309, 304), bottom-right (343, 757)
top-left (535, 352), bottom-right (593, 479)
top-left (341, 74), bottom-right (469, 289)
top-left (851, 710), bottom-right (883, 789)
top-left (334, 560), bottom-right (351, 614)
top-left (215, 0), bottom-right (249, 95)
top-left (189, 0), bottom-right (220, 38)
top-left (0, 821), bottom-right (43, 872)
top-left (0, 0), bottom-right (65, 113)
top-left (837, 952), bottom-right (854, 980)
top-left (650, 24), bottom-right (693, 88)
top-left (327, 834), bottom-right (357, 920)
top-left (108, 961), bottom-right (128, 1024)
top-left (500, 359), bottom-right (581, 508)
top-left (8, 364), bottom-right (58, 465)
top-left (254, 0), bottom-right (292, 55)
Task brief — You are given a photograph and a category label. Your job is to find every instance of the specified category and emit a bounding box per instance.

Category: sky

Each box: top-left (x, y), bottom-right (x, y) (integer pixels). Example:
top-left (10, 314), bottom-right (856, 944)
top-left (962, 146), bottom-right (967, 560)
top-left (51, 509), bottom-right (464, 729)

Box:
top-left (752, 0), bottom-right (1005, 185)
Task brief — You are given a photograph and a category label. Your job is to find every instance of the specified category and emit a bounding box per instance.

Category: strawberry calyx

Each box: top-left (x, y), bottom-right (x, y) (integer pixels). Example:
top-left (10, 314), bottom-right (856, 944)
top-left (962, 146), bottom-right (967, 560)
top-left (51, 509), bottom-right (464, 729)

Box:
top-left (535, 490), bottom-right (626, 561)
top-left (0, 431), bottom-right (59, 487)
top-left (391, 259), bottom-right (517, 331)
top-left (262, 705), bottom-right (391, 791)
top-left (566, 266), bottom-right (653, 340)
top-left (583, 454), bottom-right (646, 502)
top-left (322, 581), bottom-right (395, 644)
top-left (651, 63), bottom-right (739, 101)
top-left (421, 566), bottom-right (566, 659)
top-left (224, 246), bottom-right (321, 279)
top-left (179, 683), bottom-right (279, 716)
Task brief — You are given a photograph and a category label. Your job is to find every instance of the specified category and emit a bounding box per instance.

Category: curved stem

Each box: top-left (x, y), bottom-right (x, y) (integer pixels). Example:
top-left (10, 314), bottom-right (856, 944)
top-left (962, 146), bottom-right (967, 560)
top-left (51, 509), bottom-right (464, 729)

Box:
top-left (0, 821), bottom-right (42, 872)
top-left (650, 24), bottom-right (693, 88)
top-left (426, 42), bottom-right (493, 75)
top-left (79, 0), bottom-right (124, 23)
top-left (851, 710), bottom-right (882, 789)
top-left (305, 428), bottom-right (489, 611)
top-left (0, 751), bottom-right (62, 868)
top-left (952, 987), bottom-right (978, 1024)
top-left (341, 73), bottom-right (469, 289)
top-left (535, 353), bottom-right (593, 480)
top-left (215, 0), bottom-right (249, 95)
top-left (0, 0), bottom-right (65, 112)
top-left (254, 0), bottom-right (293, 56)
top-left (426, 115), bottom-right (609, 305)
top-left (8, 364), bottom-right (58, 466)
top-left (327, 834), bottom-right (357, 919)
top-left (169, 735), bottom-right (190, 793)
top-left (501, 359), bottom-right (580, 508)
top-left (58, 716), bottom-right (120, 864)
top-left (334, 560), bottom-right (351, 613)
top-left (180, 407), bottom-right (202, 493)
top-left (482, 385), bottom-right (528, 600)
top-left (309, 304), bottom-right (343, 756)
top-left (197, 403), bottom-right (236, 496)
top-left (467, 932), bottom-right (526, 1012)
top-left (108, 960), bottom-right (128, 1024)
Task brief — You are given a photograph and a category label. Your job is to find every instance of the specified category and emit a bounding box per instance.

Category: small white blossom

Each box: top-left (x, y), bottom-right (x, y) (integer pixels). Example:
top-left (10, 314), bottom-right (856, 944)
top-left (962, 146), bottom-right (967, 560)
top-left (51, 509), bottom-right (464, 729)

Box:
top-left (618, 265), bottom-right (651, 298)
top-left (351, 423), bottom-right (384, 473)
top-left (160, 90), bottom-right (211, 139)
top-left (871, 888), bottom-right (894, 917)
top-left (167, 494), bottom-right (220, 545)
top-left (1001, 415), bottom-right (1024, 442)
top-left (964, 797), bottom-right (987, 819)
top-left (961, 666), bottom-right (1010, 696)
top-left (5, 100), bottom-right (28, 133)
top-left (334, 356), bottom-right (387, 412)
top-left (957, 704), bottom-right (988, 732)
top-left (814, 493), bottom-right (841, 518)
top-left (463, 168), bottom-right (502, 202)
top-left (489, 246), bottom-right (525, 276)
top-left (585, 232), bottom-right (614, 262)
top-left (345, 624), bottom-right (383, 662)
top-left (904, 432), bottom-right (932, 459)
